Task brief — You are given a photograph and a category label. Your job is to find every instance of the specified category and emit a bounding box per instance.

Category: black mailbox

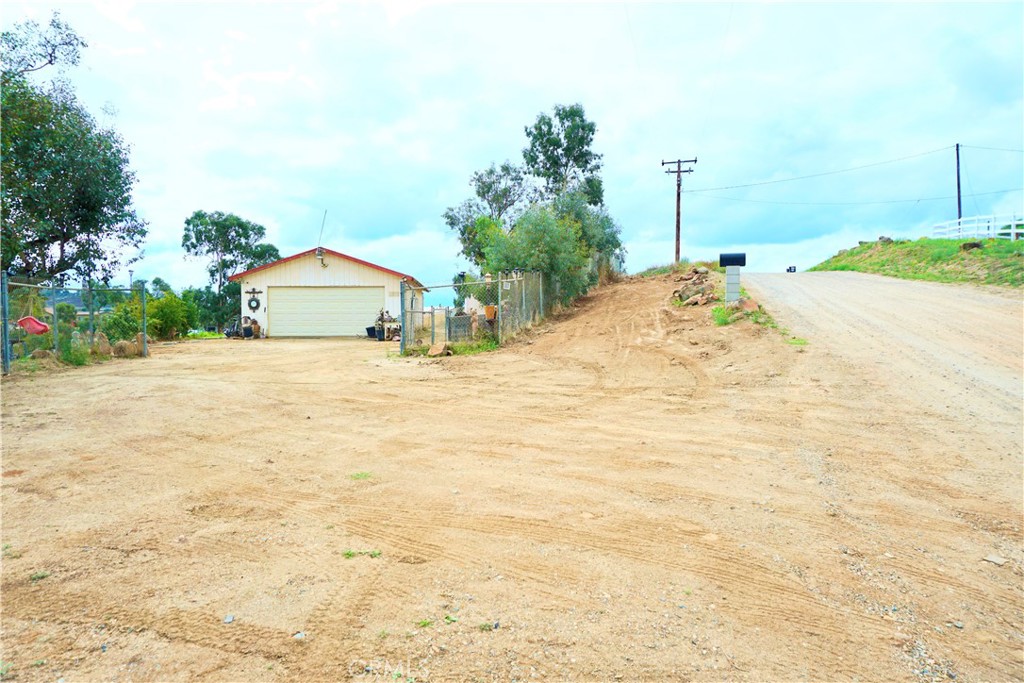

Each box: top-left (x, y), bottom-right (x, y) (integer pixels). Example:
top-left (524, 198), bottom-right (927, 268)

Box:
top-left (719, 253), bottom-right (746, 267)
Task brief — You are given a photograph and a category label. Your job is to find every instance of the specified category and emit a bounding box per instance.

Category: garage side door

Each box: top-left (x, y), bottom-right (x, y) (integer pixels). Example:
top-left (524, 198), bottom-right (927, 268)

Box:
top-left (268, 286), bottom-right (384, 337)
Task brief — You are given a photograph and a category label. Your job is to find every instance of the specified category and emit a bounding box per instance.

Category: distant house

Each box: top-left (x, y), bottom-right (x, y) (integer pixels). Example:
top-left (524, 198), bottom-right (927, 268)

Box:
top-left (228, 247), bottom-right (424, 337)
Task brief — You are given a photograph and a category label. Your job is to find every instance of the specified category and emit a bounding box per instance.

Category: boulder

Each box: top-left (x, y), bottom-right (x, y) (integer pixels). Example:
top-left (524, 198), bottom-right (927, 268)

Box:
top-left (960, 241), bottom-right (984, 252)
top-left (427, 343), bottom-right (452, 357)
top-left (682, 293), bottom-right (717, 307)
top-left (740, 298), bottom-right (759, 313)
top-left (674, 283), bottom-right (710, 302)
top-left (696, 266), bottom-right (710, 275)
top-left (878, 236), bottom-right (893, 244)
top-left (92, 332), bottom-right (112, 356)
top-left (112, 340), bottom-right (137, 357)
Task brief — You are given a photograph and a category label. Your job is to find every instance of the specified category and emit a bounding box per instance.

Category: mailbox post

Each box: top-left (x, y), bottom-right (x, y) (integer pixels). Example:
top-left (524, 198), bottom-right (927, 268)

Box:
top-left (719, 253), bottom-right (746, 304)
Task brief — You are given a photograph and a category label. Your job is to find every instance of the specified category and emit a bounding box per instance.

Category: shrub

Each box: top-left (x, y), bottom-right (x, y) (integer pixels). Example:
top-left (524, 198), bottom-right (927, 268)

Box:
top-left (485, 205), bottom-right (591, 304)
top-left (101, 303), bottom-right (140, 342)
top-left (56, 302), bottom-right (77, 326)
top-left (57, 335), bottom-right (89, 366)
top-left (148, 291), bottom-right (190, 340)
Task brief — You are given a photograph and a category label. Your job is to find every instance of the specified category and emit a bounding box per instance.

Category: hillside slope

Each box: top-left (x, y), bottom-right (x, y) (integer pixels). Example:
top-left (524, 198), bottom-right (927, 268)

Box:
top-left (809, 237), bottom-right (1024, 286)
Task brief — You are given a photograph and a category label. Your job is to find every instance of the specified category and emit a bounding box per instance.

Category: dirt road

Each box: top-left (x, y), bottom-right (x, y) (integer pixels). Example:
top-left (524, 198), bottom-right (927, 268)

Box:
top-left (745, 271), bottom-right (1024, 500)
top-left (2, 272), bottom-right (1021, 682)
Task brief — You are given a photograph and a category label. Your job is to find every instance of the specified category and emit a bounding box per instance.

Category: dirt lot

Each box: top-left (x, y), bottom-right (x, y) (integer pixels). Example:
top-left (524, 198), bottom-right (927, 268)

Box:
top-left (2, 272), bottom-right (1021, 682)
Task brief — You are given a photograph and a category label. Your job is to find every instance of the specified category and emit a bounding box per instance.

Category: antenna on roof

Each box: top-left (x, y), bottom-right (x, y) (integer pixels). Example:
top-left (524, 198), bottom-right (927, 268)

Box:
top-left (317, 209), bottom-right (327, 249)
top-left (315, 209), bottom-right (328, 266)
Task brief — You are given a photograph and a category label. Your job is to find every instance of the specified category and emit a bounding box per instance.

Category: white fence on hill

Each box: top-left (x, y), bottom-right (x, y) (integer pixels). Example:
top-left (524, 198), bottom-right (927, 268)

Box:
top-left (932, 214), bottom-right (1023, 240)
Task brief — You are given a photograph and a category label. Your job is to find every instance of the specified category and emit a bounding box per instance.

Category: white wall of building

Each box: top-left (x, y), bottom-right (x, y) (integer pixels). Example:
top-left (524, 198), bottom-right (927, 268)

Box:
top-left (235, 252), bottom-right (419, 333)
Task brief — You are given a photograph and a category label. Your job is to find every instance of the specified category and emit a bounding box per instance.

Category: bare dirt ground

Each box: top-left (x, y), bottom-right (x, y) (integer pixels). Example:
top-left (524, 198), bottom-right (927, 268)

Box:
top-left (2, 272), bottom-right (1021, 682)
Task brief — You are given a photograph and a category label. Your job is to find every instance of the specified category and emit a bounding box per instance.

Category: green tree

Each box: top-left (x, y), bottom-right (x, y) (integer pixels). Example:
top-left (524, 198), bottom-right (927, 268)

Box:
top-left (100, 301), bottom-right (140, 342)
top-left (471, 162), bottom-right (534, 222)
top-left (443, 162), bottom-right (535, 267)
top-left (181, 210), bottom-right (279, 294)
top-left (150, 277), bottom-right (174, 298)
top-left (552, 191), bottom-right (625, 279)
top-left (56, 301), bottom-right (77, 326)
top-left (81, 279), bottom-right (127, 312)
top-left (484, 206), bottom-right (590, 304)
top-left (1, 14), bottom-right (147, 281)
top-left (148, 291), bottom-right (190, 340)
top-left (522, 103), bottom-right (603, 205)
top-left (217, 281), bottom-right (243, 329)
top-left (8, 285), bottom-right (45, 321)
top-left (181, 286), bottom-right (219, 330)
top-left (443, 199), bottom-right (488, 265)
top-left (0, 12), bottom-right (86, 75)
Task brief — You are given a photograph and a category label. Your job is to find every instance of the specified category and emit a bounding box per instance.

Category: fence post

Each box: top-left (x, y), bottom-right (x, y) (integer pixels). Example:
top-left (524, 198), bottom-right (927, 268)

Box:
top-left (539, 272), bottom-right (544, 318)
top-left (51, 283), bottom-right (58, 354)
top-left (1, 271), bottom-right (10, 375)
top-left (139, 281), bottom-right (148, 357)
top-left (399, 279), bottom-right (406, 355)
top-left (87, 281), bottom-right (95, 344)
top-left (496, 273), bottom-right (502, 345)
top-left (431, 304), bottom-right (435, 345)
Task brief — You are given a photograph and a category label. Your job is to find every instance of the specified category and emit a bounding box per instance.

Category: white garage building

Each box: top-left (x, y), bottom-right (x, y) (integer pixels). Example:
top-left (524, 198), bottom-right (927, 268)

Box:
top-left (228, 247), bottom-right (424, 337)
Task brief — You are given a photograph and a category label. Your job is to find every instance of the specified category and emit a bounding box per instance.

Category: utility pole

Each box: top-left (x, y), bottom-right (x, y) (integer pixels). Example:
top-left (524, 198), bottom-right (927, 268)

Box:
top-left (955, 143), bottom-right (962, 222)
top-left (662, 158), bottom-right (697, 263)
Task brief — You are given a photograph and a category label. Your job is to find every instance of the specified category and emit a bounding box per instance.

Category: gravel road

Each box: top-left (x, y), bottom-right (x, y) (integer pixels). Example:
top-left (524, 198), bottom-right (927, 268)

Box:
top-left (745, 271), bottom-right (1023, 459)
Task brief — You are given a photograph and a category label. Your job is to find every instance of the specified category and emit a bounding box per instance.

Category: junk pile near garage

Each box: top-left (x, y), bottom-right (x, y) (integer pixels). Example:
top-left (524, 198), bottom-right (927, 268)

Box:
top-left (371, 309), bottom-right (400, 341)
top-left (225, 316), bottom-right (263, 339)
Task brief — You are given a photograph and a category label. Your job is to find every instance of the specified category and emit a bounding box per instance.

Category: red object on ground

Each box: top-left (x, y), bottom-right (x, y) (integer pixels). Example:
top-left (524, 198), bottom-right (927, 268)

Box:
top-left (17, 316), bottom-right (50, 335)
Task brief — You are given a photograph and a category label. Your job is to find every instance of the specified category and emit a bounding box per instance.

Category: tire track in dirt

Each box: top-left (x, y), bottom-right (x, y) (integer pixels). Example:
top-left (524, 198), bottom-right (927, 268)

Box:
top-left (133, 460), bottom-right (1015, 640)
top-left (233, 486), bottom-right (892, 653)
top-left (0, 583), bottom-right (291, 660)
top-left (284, 561), bottom-right (390, 677)
top-left (182, 479), bottom-right (883, 649)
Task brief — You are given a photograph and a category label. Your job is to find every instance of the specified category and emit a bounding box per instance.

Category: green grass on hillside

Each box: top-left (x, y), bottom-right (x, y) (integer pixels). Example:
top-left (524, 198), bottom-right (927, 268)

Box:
top-left (636, 259), bottom-right (691, 278)
top-left (809, 238), bottom-right (1024, 287)
top-left (636, 259), bottom-right (725, 278)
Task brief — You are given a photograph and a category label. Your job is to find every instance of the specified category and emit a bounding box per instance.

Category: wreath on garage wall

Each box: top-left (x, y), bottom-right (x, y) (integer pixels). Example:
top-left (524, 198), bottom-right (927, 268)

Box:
top-left (245, 288), bottom-right (263, 311)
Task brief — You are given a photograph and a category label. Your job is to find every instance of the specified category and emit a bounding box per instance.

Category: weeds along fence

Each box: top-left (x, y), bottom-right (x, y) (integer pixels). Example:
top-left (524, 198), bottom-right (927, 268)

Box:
top-left (399, 271), bottom-right (554, 355)
top-left (1, 272), bottom-right (149, 375)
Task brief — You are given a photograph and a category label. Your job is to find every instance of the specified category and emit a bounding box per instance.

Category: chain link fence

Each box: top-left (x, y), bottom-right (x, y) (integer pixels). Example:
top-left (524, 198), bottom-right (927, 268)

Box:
top-left (400, 271), bottom-right (553, 354)
top-left (1, 273), bottom-right (148, 375)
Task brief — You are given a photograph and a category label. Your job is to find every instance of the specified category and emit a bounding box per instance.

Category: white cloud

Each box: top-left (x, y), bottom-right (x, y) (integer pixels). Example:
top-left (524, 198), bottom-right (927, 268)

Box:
top-left (93, 0), bottom-right (146, 33)
top-left (3, 0), bottom-right (1020, 294)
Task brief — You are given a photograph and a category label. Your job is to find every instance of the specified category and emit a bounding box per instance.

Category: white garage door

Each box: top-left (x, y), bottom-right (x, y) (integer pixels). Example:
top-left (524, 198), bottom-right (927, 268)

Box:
top-left (268, 286), bottom-right (384, 337)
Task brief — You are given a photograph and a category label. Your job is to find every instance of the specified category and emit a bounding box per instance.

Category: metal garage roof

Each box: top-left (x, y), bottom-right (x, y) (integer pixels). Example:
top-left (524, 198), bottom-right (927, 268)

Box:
top-left (228, 247), bottom-right (425, 289)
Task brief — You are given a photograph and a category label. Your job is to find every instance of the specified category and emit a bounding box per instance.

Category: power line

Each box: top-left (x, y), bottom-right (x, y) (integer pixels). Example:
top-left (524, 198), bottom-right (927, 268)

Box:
top-left (960, 144), bottom-right (1024, 154)
top-left (687, 145), bottom-right (954, 193)
top-left (696, 188), bottom-right (1021, 206)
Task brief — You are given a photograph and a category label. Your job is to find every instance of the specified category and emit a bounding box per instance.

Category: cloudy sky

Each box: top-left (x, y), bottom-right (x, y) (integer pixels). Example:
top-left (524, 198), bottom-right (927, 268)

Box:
top-left (4, 1), bottom-right (1022, 298)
